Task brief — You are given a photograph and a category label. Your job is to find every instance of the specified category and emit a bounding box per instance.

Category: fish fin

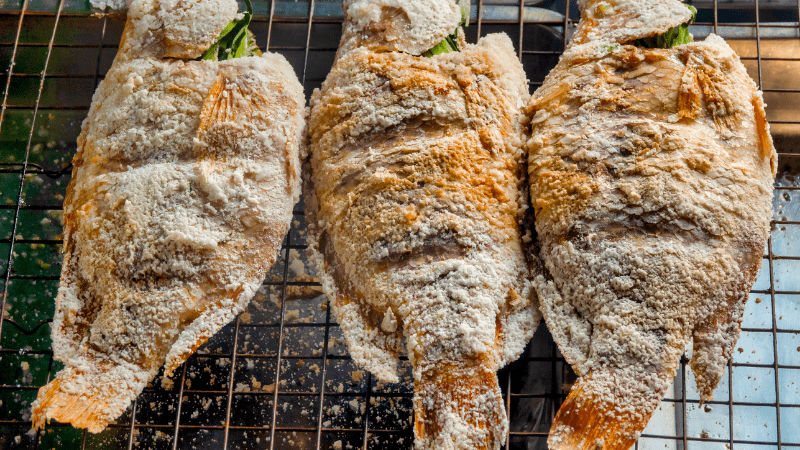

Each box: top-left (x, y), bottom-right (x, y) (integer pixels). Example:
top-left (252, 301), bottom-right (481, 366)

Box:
top-left (312, 226), bottom-right (403, 384)
top-left (31, 360), bottom-right (149, 434)
top-left (681, 51), bottom-right (741, 132)
top-left (195, 68), bottom-right (271, 155)
top-left (413, 361), bottom-right (507, 450)
top-left (690, 236), bottom-right (764, 402)
top-left (548, 368), bottom-right (668, 450)
top-left (497, 288), bottom-right (540, 367)
top-left (752, 93), bottom-right (777, 175)
top-left (690, 297), bottom-right (742, 403)
top-left (164, 283), bottom-right (256, 376)
top-left (678, 61), bottom-right (702, 120)
top-left (335, 297), bottom-right (402, 384)
top-left (689, 321), bottom-right (737, 403)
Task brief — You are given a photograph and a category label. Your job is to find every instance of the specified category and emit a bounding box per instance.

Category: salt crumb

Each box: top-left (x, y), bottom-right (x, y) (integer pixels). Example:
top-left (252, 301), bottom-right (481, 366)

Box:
top-left (89, 0), bottom-right (126, 10)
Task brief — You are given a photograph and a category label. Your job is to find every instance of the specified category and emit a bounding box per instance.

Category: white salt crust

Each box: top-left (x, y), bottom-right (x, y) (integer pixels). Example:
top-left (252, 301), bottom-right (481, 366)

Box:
top-left (336, 0), bottom-right (462, 57)
top-left (527, 0), bottom-right (776, 446)
top-left (571, 0), bottom-right (693, 47)
top-left (31, 0), bottom-right (305, 432)
top-left (305, 2), bottom-right (538, 448)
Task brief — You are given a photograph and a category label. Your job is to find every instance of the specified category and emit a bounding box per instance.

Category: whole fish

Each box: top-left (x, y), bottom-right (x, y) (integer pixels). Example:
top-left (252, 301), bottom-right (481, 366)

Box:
top-left (31, 0), bottom-right (304, 432)
top-left (526, 0), bottom-right (776, 448)
top-left (305, 0), bottom-right (539, 448)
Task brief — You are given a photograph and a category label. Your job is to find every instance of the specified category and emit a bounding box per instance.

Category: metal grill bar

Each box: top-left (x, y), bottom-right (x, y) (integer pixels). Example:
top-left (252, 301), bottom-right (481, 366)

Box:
top-left (221, 317), bottom-right (242, 448)
top-left (0, 1), bottom-right (64, 449)
top-left (0, 0), bottom-right (30, 367)
top-left (682, 357), bottom-right (690, 450)
top-left (170, 364), bottom-right (188, 450)
top-left (361, 372), bottom-right (373, 448)
top-left (313, 296), bottom-right (331, 449)
top-left (267, 240), bottom-right (292, 449)
top-left (0, 2), bottom-right (27, 136)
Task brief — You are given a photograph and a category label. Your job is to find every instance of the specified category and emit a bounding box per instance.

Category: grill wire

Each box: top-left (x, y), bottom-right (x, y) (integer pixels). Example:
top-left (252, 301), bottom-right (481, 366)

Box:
top-left (0, 0), bottom-right (799, 448)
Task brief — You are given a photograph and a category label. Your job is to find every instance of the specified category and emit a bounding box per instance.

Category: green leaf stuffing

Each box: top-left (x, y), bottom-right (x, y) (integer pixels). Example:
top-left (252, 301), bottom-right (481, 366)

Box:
top-left (422, 0), bottom-right (470, 57)
top-left (200, 0), bottom-right (261, 61)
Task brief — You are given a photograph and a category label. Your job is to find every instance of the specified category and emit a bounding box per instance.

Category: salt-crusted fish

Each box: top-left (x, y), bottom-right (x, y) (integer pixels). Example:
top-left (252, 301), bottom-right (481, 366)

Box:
top-left (31, 0), bottom-right (304, 432)
top-left (525, 0), bottom-right (776, 448)
top-left (305, 0), bottom-right (539, 448)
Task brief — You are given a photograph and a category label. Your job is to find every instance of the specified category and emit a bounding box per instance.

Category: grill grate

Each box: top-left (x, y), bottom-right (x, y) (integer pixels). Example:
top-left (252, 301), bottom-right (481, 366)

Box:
top-left (1, 0), bottom-right (799, 449)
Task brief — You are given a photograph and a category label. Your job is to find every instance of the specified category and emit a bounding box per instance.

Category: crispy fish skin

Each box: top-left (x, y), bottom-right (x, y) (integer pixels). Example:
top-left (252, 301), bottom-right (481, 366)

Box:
top-left (305, 1), bottom-right (538, 448)
top-left (30, 0), bottom-right (305, 433)
top-left (526, 1), bottom-right (777, 449)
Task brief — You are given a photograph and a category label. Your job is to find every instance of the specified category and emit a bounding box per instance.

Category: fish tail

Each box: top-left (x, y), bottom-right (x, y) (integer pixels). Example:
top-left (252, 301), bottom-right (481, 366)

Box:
top-left (31, 361), bottom-right (147, 434)
top-left (548, 368), bottom-right (670, 450)
top-left (412, 360), bottom-right (507, 450)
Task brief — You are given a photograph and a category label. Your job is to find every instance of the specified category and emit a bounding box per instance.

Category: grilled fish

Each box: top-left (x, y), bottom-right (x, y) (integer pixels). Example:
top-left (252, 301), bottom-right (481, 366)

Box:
top-left (31, 0), bottom-right (304, 432)
top-left (525, 1), bottom-right (776, 448)
top-left (305, 0), bottom-right (539, 448)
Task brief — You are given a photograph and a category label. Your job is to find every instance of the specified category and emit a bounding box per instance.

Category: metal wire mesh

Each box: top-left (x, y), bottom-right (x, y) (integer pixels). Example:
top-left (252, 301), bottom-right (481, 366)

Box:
top-left (0, 0), bottom-right (798, 449)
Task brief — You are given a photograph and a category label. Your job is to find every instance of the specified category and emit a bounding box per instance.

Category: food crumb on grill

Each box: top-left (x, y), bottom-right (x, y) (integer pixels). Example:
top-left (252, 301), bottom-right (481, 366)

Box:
top-left (89, 0), bottom-right (126, 10)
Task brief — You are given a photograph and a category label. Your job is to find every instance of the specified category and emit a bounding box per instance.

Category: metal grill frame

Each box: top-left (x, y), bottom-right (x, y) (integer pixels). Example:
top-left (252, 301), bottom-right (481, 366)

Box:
top-left (1, 0), bottom-right (799, 448)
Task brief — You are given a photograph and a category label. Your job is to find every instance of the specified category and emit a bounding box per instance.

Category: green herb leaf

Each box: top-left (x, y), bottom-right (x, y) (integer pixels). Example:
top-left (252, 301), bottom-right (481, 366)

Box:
top-left (199, 0), bottom-right (260, 61)
top-left (422, 33), bottom-right (459, 57)
top-left (634, 4), bottom-right (697, 49)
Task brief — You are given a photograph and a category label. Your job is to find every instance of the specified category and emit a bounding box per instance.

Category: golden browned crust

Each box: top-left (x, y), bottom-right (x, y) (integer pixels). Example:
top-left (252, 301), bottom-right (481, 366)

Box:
top-left (31, 0), bottom-right (305, 433)
top-left (305, 6), bottom-right (537, 447)
top-left (526, 2), bottom-right (776, 449)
